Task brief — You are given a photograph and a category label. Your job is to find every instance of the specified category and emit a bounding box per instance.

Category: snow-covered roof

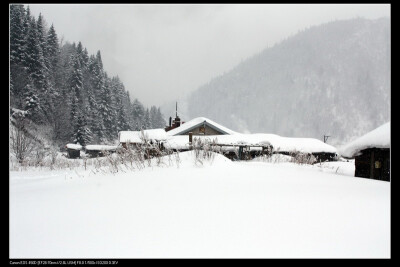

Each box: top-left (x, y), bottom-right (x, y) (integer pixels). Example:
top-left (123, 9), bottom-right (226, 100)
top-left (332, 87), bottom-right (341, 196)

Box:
top-left (119, 129), bottom-right (167, 143)
top-left (339, 122), bottom-right (390, 158)
top-left (85, 145), bottom-right (118, 151)
top-left (163, 133), bottom-right (338, 154)
top-left (65, 143), bottom-right (82, 150)
top-left (166, 117), bottom-right (237, 136)
top-left (257, 134), bottom-right (338, 154)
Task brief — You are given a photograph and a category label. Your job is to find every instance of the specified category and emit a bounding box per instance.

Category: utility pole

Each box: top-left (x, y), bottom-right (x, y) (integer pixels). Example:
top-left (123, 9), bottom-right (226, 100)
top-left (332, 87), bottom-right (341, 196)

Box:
top-left (324, 135), bottom-right (330, 143)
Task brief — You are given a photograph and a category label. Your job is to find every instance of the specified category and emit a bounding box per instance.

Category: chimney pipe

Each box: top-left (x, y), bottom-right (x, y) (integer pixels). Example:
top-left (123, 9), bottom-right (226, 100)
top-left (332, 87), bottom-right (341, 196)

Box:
top-left (169, 116), bottom-right (172, 127)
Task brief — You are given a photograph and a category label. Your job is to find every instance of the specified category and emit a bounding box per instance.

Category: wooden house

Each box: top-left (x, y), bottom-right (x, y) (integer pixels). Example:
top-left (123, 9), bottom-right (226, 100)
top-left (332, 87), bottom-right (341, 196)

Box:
top-left (339, 122), bottom-right (390, 181)
top-left (128, 109), bottom-right (338, 163)
top-left (166, 117), bottom-right (237, 136)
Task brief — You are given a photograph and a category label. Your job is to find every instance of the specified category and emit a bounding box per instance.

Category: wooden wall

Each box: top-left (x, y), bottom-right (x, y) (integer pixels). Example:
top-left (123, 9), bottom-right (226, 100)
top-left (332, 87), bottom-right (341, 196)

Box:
top-left (67, 149), bottom-right (80, 159)
top-left (355, 148), bottom-right (390, 181)
top-left (180, 125), bottom-right (224, 135)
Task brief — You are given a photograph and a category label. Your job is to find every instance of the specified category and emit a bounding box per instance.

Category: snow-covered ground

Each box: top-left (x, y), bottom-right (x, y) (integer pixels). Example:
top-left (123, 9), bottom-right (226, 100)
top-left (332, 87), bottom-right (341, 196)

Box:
top-left (9, 152), bottom-right (390, 258)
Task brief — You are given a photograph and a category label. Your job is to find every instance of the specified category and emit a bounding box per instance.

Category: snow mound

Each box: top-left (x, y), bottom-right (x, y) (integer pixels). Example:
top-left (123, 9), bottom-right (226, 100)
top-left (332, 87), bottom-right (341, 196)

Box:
top-left (174, 150), bottom-right (233, 168)
top-left (252, 154), bottom-right (293, 163)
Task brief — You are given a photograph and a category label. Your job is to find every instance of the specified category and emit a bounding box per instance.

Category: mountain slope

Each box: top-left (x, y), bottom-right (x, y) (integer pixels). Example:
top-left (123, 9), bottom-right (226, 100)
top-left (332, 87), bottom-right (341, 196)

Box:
top-left (187, 17), bottom-right (390, 145)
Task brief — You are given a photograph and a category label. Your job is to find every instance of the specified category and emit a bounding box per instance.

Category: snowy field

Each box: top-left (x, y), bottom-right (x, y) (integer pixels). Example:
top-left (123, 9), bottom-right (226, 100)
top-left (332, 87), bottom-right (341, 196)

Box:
top-left (9, 152), bottom-right (390, 258)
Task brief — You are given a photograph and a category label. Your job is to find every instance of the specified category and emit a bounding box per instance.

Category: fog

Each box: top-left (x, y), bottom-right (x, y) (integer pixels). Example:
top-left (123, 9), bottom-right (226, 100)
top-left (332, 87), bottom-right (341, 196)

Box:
top-left (28, 4), bottom-right (390, 107)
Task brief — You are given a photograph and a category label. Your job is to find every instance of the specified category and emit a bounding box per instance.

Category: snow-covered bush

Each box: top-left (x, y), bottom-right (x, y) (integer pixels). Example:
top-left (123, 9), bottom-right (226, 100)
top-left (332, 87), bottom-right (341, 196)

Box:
top-left (289, 150), bottom-right (317, 165)
top-left (254, 153), bottom-right (293, 163)
top-left (192, 137), bottom-right (219, 166)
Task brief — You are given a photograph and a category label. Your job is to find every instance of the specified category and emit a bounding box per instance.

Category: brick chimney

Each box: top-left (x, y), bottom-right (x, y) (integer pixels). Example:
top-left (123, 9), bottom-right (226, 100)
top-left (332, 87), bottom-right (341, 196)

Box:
top-left (164, 102), bottom-right (181, 132)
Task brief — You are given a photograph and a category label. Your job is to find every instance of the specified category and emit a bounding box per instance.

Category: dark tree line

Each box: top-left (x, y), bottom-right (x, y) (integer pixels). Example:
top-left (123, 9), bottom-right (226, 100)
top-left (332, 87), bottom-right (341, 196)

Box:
top-left (10, 5), bottom-right (166, 146)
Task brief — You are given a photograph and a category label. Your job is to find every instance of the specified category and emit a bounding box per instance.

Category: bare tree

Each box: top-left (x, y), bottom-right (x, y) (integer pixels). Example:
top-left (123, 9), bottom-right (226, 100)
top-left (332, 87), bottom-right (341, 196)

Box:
top-left (10, 115), bottom-right (35, 164)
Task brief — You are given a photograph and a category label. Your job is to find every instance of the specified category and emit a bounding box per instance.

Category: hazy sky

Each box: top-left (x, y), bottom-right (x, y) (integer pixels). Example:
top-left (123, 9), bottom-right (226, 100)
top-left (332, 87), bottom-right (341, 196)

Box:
top-left (28, 4), bottom-right (390, 107)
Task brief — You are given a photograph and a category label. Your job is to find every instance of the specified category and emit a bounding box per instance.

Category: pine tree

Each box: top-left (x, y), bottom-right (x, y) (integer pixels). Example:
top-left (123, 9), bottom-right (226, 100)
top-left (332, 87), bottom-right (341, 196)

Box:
top-left (88, 52), bottom-right (115, 141)
top-left (110, 76), bottom-right (131, 134)
top-left (147, 106), bottom-right (166, 129)
top-left (51, 42), bottom-right (75, 144)
top-left (76, 42), bottom-right (89, 70)
top-left (149, 106), bottom-right (157, 129)
top-left (45, 24), bottom-right (60, 74)
top-left (89, 52), bottom-right (104, 99)
top-left (82, 48), bottom-right (89, 67)
top-left (116, 103), bottom-right (129, 133)
top-left (96, 50), bottom-right (103, 70)
top-left (84, 103), bottom-right (97, 143)
top-left (22, 6), bottom-right (32, 56)
top-left (70, 56), bottom-right (84, 105)
top-left (23, 78), bottom-right (45, 123)
top-left (10, 4), bottom-right (26, 65)
top-left (10, 5), bottom-right (29, 108)
top-left (36, 14), bottom-right (48, 65)
top-left (84, 80), bottom-right (97, 130)
top-left (68, 54), bottom-right (89, 144)
top-left (22, 7), bottom-right (51, 124)
top-left (24, 5), bottom-right (32, 25)
top-left (58, 42), bottom-right (75, 98)
top-left (45, 23), bottom-right (62, 116)
top-left (73, 113), bottom-right (92, 146)
top-left (70, 88), bottom-right (79, 135)
top-left (25, 16), bottom-right (47, 93)
top-left (130, 98), bottom-right (145, 130)
top-left (155, 107), bottom-right (166, 128)
top-left (10, 8), bottom-right (168, 146)
top-left (87, 55), bottom-right (105, 140)
top-left (99, 74), bottom-right (115, 139)
top-left (143, 108), bottom-right (151, 130)
top-left (83, 120), bottom-right (93, 145)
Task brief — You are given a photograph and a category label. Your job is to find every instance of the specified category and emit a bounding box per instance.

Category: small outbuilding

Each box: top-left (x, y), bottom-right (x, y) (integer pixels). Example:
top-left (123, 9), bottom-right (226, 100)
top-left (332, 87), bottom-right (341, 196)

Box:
top-left (65, 143), bottom-right (82, 159)
top-left (339, 122), bottom-right (390, 181)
